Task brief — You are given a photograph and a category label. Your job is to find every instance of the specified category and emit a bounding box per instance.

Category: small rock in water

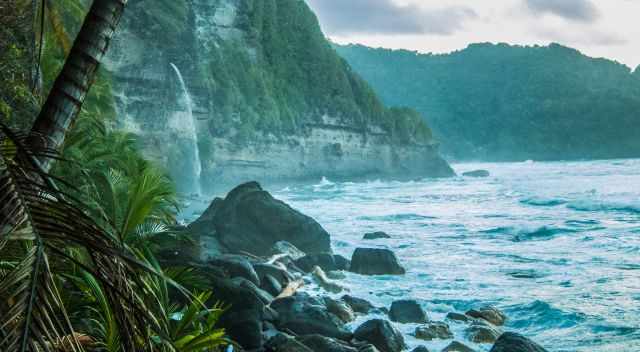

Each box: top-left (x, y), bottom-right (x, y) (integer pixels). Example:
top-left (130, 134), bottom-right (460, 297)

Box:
top-left (389, 300), bottom-right (429, 323)
top-left (350, 248), bottom-right (406, 275)
top-left (462, 170), bottom-right (490, 178)
top-left (353, 319), bottom-right (407, 352)
top-left (342, 295), bottom-right (375, 314)
top-left (489, 332), bottom-right (548, 352)
top-left (442, 341), bottom-right (475, 352)
top-left (466, 320), bottom-right (502, 344)
top-left (414, 322), bottom-right (453, 341)
top-left (445, 312), bottom-right (469, 323)
top-left (412, 347), bottom-right (430, 352)
top-left (465, 306), bottom-right (507, 326)
top-left (363, 231), bottom-right (392, 240)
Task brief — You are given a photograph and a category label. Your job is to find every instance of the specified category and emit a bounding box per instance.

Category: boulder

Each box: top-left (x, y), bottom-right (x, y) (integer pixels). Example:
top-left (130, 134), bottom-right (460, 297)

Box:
top-left (262, 274), bottom-right (283, 296)
top-left (350, 248), bottom-right (405, 275)
top-left (445, 312), bottom-right (469, 323)
top-left (358, 345), bottom-right (381, 352)
top-left (204, 276), bottom-right (264, 350)
top-left (353, 319), bottom-right (406, 352)
top-left (363, 231), bottom-right (392, 240)
top-left (442, 341), bottom-right (475, 352)
top-left (462, 170), bottom-right (490, 178)
top-left (296, 253), bottom-right (351, 273)
top-left (254, 262), bottom-right (293, 287)
top-left (489, 333), bottom-right (548, 352)
top-left (342, 295), bottom-right (375, 314)
top-left (266, 333), bottom-right (313, 352)
top-left (466, 306), bottom-right (507, 326)
top-left (466, 320), bottom-right (502, 344)
top-left (389, 300), bottom-right (428, 323)
top-left (414, 322), bottom-right (453, 341)
top-left (297, 335), bottom-right (359, 352)
top-left (229, 277), bottom-right (274, 305)
top-left (271, 293), bottom-right (352, 341)
top-left (190, 182), bottom-right (332, 256)
top-left (324, 297), bottom-right (356, 323)
top-left (271, 241), bottom-right (307, 260)
top-left (208, 255), bottom-right (260, 286)
top-left (412, 347), bottom-right (430, 352)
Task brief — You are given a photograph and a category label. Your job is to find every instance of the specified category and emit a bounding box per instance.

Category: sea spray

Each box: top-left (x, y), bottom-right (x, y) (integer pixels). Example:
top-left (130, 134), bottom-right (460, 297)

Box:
top-left (169, 63), bottom-right (202, 195)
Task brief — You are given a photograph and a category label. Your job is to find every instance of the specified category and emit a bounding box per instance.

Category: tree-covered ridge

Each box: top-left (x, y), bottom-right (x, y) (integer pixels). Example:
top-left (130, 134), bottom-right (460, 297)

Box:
top-left (336, 42), bottom-right (640, 160)
top-left (202, 0), bottom-right (433, 145)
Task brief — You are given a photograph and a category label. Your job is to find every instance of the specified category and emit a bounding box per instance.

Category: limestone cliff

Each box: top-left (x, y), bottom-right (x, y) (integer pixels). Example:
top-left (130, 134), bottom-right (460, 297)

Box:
top-left (105, 0), bottom-right (453, 193)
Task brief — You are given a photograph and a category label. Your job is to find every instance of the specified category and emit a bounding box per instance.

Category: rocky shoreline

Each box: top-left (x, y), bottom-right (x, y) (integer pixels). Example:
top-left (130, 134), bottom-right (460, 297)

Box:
top-left (165, 182), bottom-right (549, 352)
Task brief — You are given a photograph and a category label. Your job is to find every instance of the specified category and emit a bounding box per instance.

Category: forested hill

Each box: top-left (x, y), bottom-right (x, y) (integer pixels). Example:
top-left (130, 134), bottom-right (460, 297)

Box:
top-left (335, 43), bottom-right (640, 161)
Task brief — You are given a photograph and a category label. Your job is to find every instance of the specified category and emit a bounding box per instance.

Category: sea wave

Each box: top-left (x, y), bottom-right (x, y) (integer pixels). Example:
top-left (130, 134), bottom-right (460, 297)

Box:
top-left (506, 300), bottom-right (587, 330)
top-left (481, 225), bottom-right (577, 242)
top-left (520, 197), bottom-right (567, 207)
top-left (357, 213), bottom-right (437, 221)
top-left (567, 200), bottom-right (640, 214)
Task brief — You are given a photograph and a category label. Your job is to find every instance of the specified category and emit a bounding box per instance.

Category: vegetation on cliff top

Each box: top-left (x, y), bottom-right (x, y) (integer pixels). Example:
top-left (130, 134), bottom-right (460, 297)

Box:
top-left (202, 0), bottom-right (433, 145)
top-left (336, 42), bottom-right (640, 160)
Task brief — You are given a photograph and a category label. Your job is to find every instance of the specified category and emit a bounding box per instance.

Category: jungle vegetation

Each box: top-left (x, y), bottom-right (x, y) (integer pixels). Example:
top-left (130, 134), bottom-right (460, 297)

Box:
top-left (336, 43), bottom-right (640, 160)
top-left (0, 0), bottom-right (229, 350)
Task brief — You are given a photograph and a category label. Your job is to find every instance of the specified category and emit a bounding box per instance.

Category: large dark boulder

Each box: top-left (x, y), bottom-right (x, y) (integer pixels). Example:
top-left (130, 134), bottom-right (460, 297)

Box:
top-left (190, 182), bottom-right (332, 256)
top-left (341, 295), bottom-right (375, 314)
top-left (466, 306), bottom-right (507, 326)
top-left (442, 341), bottom-right (475, 352)
top-left (489, 333), bottom-right (548, 352)
top-left (414, 322), bottom-right (453, 341)
top-left (204, 276), bottom-right (265, 350)
top-left (389, 300), bottom-right (428, 323)
top-left (353, 319), bottom-right (406, 352)
top-left (295, 253), bottom-right (350, 273)
top-left (350, 248), bottom-right (406, 275)
top-left (254, 262), bottom-right (293, 287)
top-left (266, 334), bottom-right (313, 352)
top-left (271, 293), bottom-right (352, 341)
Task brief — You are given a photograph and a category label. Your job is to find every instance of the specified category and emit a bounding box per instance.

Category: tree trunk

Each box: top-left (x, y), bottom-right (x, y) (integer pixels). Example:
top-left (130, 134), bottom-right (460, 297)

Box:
top-left (28, 0), bottom-right (127, 171)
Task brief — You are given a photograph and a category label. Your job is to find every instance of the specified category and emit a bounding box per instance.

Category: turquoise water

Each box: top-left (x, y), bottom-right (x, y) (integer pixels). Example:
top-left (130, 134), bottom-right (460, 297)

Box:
top-left (272, 160), bottom-right (640, 351)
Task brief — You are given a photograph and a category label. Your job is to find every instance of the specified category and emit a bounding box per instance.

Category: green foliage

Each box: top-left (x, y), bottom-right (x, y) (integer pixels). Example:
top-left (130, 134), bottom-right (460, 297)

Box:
top-left (204, 0), bottom-right (433, 144)
top-left (336, 42), bottom-right (640, 160)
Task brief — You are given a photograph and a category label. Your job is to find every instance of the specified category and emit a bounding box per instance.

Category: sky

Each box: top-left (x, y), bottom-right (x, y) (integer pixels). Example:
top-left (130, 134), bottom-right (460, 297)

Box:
top-left (306, 0), bottom-right (640, 69)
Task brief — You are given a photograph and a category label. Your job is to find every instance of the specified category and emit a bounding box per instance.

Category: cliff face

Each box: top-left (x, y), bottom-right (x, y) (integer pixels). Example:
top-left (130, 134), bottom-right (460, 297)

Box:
top-left (105, 0), bottom-right (452, 193)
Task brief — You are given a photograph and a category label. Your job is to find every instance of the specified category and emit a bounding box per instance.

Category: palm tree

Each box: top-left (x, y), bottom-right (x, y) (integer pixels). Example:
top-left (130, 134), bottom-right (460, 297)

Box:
top-left (28, 0), bottom-right (128, 171)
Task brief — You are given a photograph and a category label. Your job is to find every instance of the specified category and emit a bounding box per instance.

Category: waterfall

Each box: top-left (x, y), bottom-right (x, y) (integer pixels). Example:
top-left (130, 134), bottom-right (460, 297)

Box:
top-left (169, 63), bottom-right (202, 195)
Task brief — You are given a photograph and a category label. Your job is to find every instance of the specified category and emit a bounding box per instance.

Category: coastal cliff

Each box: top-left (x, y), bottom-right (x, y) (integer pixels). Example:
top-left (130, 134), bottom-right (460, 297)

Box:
top-left (104, 0), bottom-right (453, 193)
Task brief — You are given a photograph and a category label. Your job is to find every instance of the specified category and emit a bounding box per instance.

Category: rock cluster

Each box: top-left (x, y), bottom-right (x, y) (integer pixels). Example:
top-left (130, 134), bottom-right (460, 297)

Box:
top-left (180, 182), bottom-right (549, 352)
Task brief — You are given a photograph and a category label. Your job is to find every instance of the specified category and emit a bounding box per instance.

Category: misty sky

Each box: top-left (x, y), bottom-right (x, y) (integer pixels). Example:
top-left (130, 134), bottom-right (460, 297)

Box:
top-left (306, 0), bottom-right (640, 69)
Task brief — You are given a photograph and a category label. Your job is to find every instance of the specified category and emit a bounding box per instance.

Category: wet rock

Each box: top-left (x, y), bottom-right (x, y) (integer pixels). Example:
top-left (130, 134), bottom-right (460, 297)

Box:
top-left (442, 341), bottom-right (475, 352)
top-left (271, 240), bottom-right (307, 260)
top-left (261, 274), bottom-right (283, 296)
top-left (191, 182), bottom-right (332, 256)
top-left (342, 295), bottom-right (375, 314)
top-left (363, 231), bottom-right (392, 240)
top-left (489, 332), bottom-right (548, 352)
top-left (312, 266), bottom-right (346, 293)
top-left (324, 297), bottom-right (356, 323)
top-left (208, 255), bottom-right (260, 286)
top-left (358, 345), bottom-right (381, 352)
top-left (296, 253), bottom-right (351, 273)
top-left (466, 320), bottom-right (502, 344)
top-left (266, 333), bottom-right (313, 352)
top-left (230, 277), bottom-right (274, 305)
top-left (466, 306), bottom-right (507, 326)
top-left (389, 299), bottom-right (428, 323)
top-left (254, 262), bottom-right (293, 287)
top-left (350, 248), bottom-right (406, 275)
top-left (271, 293), bottom-right (352, 341)
top-left (205, 276), bottom-right (265, 350)
top-left (445, 312), bottom-right (469, 323)
top-left (414, 322), bottom-right (453, 341)
top-left (462, 170), bottom-right (490, 178)
top-left (412, 347), bottom-right (430, 352)
top-left (297, 334), bottom-right (358, 352)
top-left (353, 319), bottom-right (407, 352)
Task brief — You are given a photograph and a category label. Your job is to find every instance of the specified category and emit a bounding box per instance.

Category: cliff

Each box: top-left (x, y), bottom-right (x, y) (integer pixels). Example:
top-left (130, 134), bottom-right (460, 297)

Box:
top-left (104, 0), bottom-right (453, 194)
top-left (336, 43), bottom-right (640, 161)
